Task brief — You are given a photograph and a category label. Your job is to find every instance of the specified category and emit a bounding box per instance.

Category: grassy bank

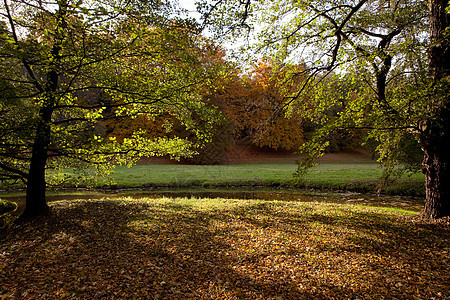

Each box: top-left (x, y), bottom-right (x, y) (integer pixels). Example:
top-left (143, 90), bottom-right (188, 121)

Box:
top-left (53, 163), bottom-right (424, 196)
top-left (1, 197), bottom-right (448, 299)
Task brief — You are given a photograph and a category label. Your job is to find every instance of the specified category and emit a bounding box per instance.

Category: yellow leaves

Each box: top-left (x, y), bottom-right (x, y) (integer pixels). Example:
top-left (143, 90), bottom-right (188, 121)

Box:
top-left (1, 198), bottom-right (449, 299)
top-left (55, 289), bottom-right (70, 297)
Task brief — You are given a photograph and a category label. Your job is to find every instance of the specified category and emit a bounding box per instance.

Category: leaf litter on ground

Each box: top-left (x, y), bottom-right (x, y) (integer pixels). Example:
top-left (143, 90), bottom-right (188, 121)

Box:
top-left (0, 197), bottom-right (449, 299)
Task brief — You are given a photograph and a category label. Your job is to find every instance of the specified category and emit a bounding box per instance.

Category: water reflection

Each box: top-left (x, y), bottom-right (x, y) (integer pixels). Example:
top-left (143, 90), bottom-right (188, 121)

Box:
top-left (3, 189), bottom-right (424, 216)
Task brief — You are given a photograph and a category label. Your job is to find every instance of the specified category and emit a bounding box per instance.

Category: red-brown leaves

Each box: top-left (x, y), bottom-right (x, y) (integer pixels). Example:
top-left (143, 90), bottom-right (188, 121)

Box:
top-left (1, 198), bottom-right (448, 299)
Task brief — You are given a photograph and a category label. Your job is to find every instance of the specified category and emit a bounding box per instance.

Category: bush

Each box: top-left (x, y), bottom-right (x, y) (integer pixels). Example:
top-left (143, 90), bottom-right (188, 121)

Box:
top-left (0, 199), bottom-right (17, 215)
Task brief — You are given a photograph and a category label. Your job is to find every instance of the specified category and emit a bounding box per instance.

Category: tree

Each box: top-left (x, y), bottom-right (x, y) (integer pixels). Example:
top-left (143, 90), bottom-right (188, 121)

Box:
top-left (200, 0), bottom-right (449, 219)
top-left (101, 42), bottom-right (233, 165)
top-left (99, 47), bottom-right (310, 165)
top-left (0, 0), bottom-right (222, 219)
top-left (223, 58), bottom-right (306, 151)
top-left (421, 0), bottom-right (450, 218)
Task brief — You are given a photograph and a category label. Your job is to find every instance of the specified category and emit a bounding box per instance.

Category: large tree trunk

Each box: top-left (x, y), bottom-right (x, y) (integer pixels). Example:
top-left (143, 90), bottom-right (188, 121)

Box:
top-left (421, 117), bottom-right (450, 219)
top-left (421, 0), bottom-right (450, 219)
top-left (21, 119), bottom-right (52, 219)
top-left (19, 70), bottom-right (58, 220)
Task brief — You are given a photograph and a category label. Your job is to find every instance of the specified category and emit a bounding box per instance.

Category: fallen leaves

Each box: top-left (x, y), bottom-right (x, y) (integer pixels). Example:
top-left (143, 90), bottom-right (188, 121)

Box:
top-left (0, 197), bottom-right (449, 299)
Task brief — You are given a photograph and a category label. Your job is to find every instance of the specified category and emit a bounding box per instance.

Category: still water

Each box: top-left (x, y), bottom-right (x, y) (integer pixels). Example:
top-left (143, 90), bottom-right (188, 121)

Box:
top-left (2, 189), bottom-right (425, 217)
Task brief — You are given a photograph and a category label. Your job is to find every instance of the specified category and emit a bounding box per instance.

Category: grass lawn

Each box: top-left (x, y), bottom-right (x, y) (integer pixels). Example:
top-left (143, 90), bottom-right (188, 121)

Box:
top-left (56, 163), bottom-right (424, 195)
top-left (1, 197), bottom-right (448, 299)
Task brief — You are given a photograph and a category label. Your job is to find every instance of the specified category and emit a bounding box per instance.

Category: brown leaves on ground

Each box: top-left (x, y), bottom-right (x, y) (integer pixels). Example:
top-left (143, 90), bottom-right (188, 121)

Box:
top-left (0, 197), bottom-right (449, 299)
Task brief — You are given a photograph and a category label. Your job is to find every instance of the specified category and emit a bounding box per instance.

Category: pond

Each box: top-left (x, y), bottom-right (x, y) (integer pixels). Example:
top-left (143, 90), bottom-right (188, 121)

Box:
top-left (2, 189), bottom-right (425, 217)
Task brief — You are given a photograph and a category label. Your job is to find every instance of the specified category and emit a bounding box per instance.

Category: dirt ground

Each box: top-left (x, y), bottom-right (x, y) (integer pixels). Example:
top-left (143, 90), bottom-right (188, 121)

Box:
top-left (140, 145), bottom-right (375, 164)
top-left (226, 145), bottom-right (375, 164)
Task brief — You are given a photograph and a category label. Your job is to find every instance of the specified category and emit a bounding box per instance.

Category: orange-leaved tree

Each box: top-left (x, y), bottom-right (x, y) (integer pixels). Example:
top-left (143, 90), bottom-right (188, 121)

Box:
top-left (223, 59), bottom-right (307, 151)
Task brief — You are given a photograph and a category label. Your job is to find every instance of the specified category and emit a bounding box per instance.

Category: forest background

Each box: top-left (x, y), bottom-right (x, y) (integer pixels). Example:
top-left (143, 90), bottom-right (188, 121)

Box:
top-left (0, 0), bottom-right (447, 221)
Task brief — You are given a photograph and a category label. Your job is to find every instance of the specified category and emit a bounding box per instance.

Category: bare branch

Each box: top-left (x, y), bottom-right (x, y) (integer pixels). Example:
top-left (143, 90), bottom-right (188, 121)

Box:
top-left (3, 0), bottom-right (44, 93)
top-left (0, 161), bottom-right (29, 179)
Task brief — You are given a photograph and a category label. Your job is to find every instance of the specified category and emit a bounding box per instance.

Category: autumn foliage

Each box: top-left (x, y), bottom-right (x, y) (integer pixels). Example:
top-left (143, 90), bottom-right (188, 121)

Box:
top-left (221, 59), bottom-right (306, 151)
top-left (103, 54), bottom-right (311, 164)
top-left (1, 198), bottom-right (448, 298)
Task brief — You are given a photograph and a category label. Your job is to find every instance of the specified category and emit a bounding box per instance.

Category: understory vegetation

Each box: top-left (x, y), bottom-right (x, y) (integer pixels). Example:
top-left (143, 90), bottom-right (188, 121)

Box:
top-left (1, 197), bottom-right (448, 299)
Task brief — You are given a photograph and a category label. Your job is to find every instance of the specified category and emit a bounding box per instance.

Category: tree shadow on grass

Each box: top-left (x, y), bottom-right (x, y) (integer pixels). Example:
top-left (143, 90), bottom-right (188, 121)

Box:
top-left (0, 198), bottom-right (448, 299)
top-left (221, 201), bottom-right (449, 298)
top-left (0, 199), bottom-right (319, 299)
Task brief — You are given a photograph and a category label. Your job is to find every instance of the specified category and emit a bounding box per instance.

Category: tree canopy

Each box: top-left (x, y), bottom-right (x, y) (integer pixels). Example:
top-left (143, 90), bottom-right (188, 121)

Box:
top-left (1, 0), bottom-right (449, 219)
top-left (0, 0), bottom-right (224, 218)
top-left (199, 0), bottom-right (450, 219)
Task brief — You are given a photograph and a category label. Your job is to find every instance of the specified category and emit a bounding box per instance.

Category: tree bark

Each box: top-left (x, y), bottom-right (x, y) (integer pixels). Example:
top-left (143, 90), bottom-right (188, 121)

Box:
top-left (421, 117), bottom-right (450, 219)
top-left (421, 0), bottom-right (450, 219)
top-left (429, 0), bottom-right (450, 79)
top-left (19, 70), bottom-right (58, 220)
top-left (21, 117), bottom-right (52, 219)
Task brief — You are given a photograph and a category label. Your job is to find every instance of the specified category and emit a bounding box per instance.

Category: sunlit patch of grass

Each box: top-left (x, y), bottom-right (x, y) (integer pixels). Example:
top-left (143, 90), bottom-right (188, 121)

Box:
top-left (110, 163), bottom-right (424, 195)
top-left (0, 163), bottom-right (426, 197)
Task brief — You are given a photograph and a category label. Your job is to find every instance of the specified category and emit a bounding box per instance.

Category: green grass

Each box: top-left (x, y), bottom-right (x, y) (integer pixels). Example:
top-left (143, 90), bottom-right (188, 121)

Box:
top-left (303, 163), bottom-right (424, 195)
top-left (1, 197), bottom-right (448, 299)
top-left (2, 163), bottom-right (425, 196)
top-left (88, 163), bottom-right (424, 196)
top-left (108, 163), bottom-right (300, 187)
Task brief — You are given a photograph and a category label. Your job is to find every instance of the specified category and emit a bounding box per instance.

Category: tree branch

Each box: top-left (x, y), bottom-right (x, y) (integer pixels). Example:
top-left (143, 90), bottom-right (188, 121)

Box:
top-left (3, 0), bottom-right (44, 93)
top-left (0, 161), bottom-right (29, 179)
